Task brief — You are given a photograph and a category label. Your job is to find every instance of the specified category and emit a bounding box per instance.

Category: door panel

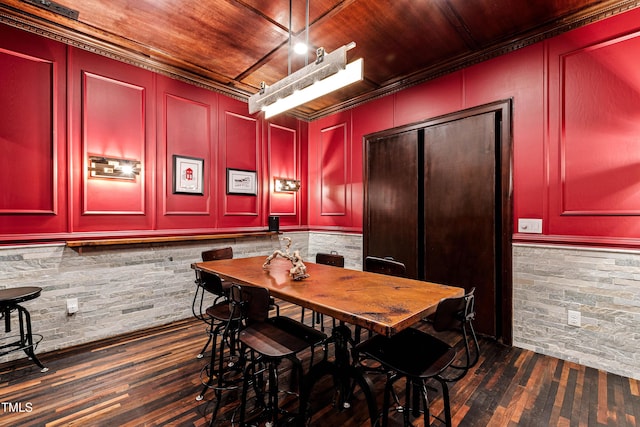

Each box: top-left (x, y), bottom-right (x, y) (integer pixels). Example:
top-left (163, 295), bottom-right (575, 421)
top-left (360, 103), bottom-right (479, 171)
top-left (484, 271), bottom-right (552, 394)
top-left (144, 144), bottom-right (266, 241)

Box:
top-left (364, 101), bottom-right (512, 341)
top-left (365, 131), bottom-right (419, 278)
top-left (423, 112), bottom-right (497, 336)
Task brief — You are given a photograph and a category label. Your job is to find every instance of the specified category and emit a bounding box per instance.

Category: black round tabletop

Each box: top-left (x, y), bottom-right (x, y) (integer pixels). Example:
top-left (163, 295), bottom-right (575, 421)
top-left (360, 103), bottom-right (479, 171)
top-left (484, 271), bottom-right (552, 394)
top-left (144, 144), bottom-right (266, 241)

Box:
top-left (0, 286), bottom-right (43, 305)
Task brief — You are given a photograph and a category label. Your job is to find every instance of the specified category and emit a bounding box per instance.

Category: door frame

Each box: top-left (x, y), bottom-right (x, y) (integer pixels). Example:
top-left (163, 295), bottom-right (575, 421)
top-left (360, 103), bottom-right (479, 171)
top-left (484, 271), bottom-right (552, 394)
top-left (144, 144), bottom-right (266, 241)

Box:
top-left (363, 99), bottom-right (513, 344)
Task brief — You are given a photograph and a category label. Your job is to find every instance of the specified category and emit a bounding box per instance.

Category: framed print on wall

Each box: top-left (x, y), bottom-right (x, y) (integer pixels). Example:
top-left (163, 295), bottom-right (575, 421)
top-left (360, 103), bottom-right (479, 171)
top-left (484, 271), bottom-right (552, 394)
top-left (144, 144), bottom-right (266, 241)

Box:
top-left (173, 155), bottom-right (204, 195)
top-left (226, 168), bottom-right (257, 196)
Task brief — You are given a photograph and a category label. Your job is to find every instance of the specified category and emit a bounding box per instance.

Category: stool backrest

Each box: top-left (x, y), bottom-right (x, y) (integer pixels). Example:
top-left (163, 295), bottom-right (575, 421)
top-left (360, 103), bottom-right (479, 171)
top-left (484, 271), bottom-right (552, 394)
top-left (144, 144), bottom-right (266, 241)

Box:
top-left (197, 271), bottom-right (225, 296)
top-left (433, 287), bottom-right (480, 377)
top-left (316, 252), bottom-right (345, 267)
top-left (202, 247), bottom-right (233, 261)
top-left (432, 287), bottom-right (475, 332)
top-left (364, 256), bottom-right (406, 277)
top-left (230, 285), bottom-right (271, 324)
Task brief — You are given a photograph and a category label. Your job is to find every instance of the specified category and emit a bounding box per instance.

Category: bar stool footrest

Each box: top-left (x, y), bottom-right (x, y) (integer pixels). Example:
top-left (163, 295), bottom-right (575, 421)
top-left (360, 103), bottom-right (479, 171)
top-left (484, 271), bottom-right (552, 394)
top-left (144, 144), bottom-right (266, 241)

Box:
top-left (0, 333), bottom-right (44, 356)
top-left (199, 359), bottom-right (245, 391)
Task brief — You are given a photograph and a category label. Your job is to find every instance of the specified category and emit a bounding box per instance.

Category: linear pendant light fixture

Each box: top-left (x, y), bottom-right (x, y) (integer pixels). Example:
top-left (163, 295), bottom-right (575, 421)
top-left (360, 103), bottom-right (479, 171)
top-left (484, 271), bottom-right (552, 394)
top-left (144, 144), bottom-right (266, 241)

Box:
top-left (248, 42), bottom-right (364, 119)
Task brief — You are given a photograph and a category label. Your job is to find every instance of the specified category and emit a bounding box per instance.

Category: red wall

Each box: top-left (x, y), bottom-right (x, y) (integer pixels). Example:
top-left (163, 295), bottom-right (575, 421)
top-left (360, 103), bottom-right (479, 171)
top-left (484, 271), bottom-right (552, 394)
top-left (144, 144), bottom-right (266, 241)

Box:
top-left (308, 7), bottom-right (640, 247)
top-left (0, 23), bottom-right (306, 242)
top-left (0, 25), bottom-right (68, 237)
top-left (69, 48), bottom-right (156, 232)
top-left (4, 6), bottom-right (640, 246)
top-left (308, 111), bottom-right (354, 230)
top-left (157, 75), bottom-right (214, 229)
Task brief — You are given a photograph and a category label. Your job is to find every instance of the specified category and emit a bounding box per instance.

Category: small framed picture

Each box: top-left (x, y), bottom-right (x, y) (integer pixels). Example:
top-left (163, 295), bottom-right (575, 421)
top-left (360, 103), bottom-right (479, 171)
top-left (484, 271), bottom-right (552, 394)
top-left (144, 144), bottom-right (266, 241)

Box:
top-left (173, 155), bottom-right (204, 195)
top-left (226, 168), bottom-right (257, 196)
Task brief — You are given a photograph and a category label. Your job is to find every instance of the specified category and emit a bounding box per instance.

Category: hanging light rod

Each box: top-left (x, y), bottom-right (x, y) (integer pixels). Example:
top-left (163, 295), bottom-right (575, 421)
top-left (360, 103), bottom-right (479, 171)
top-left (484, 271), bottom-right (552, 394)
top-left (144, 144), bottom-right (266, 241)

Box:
top-left (248, 42), bottom-right (363, 119)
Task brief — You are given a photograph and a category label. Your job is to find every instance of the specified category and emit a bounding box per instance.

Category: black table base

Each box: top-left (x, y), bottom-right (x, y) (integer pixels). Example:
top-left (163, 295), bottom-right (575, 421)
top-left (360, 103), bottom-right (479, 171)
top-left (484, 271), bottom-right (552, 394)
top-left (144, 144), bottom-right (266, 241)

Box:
top-left (299, 325), bottom-right (378, 426)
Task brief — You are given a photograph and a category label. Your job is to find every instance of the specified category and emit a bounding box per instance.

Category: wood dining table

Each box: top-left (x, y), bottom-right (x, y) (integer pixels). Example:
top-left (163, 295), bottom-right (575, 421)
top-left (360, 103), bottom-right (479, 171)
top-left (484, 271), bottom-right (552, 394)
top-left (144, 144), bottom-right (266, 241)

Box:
top-left (191, 255), bottom-right (464, 425)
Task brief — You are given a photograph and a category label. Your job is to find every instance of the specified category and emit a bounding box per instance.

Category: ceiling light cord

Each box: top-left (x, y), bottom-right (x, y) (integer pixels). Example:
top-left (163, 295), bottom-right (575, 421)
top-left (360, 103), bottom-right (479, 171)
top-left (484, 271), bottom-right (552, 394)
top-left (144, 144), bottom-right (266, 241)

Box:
top-left (288, 0), bottom-right (292, 75)
top-left (305, 0), bottom-right (310, 66)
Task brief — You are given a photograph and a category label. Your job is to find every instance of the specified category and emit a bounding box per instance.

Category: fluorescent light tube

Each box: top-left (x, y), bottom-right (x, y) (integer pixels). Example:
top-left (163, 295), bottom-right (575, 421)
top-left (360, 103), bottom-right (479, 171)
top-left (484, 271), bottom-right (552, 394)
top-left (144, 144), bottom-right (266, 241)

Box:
top-left (263, 58), bottom-right (363, 119)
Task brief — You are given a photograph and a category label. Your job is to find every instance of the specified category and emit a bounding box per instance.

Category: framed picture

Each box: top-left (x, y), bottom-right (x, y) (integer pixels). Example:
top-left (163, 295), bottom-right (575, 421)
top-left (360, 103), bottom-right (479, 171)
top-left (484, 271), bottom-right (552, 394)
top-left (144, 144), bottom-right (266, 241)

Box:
top-left (226, 168), bottom-right (257, 195)
top-left (173, 155), bottom-right (204, 195)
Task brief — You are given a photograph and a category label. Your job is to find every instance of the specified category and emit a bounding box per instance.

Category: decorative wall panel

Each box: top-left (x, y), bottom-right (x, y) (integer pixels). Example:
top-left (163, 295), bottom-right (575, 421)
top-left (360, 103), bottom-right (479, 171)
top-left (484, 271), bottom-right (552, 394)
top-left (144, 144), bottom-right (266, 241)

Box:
top-left (217, 96), bottom-right (262, 229)
top-left (320, 123), bottom-right (348, 216)
top-left (223, 112), bottom-right (259, 217)
top-left (69, 46), bottom-right (155, 233)
top-left (308, 113), bottom-right (353, 230)
top-left (0, 48), bottom-right (56, 213)
top-left (163, 92), bottom-right (211, 216)
top-left (82, 72), bottom-right (146, 214)
top-left (268, 123), bottom-right (298, 217)
top-left (560, 32), bottom-right (640, 215)
top-left (0, 23), bottom-right (68, 238)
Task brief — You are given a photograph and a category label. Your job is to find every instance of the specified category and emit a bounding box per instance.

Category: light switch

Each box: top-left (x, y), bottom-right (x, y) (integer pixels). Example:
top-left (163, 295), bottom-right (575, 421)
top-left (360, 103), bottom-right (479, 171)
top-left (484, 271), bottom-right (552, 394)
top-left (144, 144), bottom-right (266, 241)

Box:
top-left (518, 218), bottom-right (542, 234)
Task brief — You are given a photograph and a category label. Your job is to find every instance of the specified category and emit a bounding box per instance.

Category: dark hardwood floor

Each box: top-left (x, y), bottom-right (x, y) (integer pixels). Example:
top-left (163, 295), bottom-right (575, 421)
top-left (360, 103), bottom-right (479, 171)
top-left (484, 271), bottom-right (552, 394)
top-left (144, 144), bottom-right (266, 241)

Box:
top-left (1, 301), bottom-right (638, 426)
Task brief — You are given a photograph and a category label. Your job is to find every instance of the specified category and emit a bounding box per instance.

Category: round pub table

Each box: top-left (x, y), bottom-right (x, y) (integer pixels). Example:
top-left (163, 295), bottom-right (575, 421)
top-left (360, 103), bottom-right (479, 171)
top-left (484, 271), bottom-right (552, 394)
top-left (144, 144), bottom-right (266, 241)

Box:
top-left (0, 286), bottom-right (48, 372)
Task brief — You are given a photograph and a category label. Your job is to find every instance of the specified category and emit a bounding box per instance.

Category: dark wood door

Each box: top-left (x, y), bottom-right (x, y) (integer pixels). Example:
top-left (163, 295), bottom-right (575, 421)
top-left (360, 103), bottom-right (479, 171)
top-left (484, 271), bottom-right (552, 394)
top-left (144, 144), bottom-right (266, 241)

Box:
top-left (364, 100), bottom-right (512, 341)
top-left (364, 130), bottom-right (420, 278)
top-left (423, 112), bottom-right (498, 336)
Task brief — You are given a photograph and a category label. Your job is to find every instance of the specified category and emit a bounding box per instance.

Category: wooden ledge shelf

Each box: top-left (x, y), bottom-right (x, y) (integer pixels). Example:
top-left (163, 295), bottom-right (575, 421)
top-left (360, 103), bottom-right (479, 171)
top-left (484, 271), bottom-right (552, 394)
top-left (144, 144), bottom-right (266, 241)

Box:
top-left (66, 232), bottom-right (278, 253)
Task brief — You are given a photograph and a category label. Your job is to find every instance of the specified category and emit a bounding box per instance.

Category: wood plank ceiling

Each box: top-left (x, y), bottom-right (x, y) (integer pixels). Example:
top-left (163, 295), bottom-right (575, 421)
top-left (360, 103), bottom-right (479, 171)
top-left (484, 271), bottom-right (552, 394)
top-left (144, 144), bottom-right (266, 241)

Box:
top-left (1, 0), bottom-right (638, 120)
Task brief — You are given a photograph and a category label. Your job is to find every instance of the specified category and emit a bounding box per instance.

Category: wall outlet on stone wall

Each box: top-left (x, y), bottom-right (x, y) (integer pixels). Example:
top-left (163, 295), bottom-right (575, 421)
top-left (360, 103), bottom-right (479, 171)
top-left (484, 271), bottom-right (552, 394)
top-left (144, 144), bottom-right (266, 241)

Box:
top-left (567, 309), bottom-right (581, 327)
top-left (67, 298), bottom-right (79, 315)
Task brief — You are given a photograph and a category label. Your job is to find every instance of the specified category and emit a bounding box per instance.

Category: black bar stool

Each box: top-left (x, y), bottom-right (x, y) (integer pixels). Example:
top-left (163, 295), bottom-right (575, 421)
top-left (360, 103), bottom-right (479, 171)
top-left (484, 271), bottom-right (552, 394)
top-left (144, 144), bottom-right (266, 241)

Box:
top-left (0, 286), bottom-right (48, 372)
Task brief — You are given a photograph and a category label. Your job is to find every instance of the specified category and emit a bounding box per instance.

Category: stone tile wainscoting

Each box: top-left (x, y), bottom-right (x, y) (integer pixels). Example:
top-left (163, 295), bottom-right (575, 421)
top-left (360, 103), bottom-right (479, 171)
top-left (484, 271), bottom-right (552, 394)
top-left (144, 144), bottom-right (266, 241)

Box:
top-left (2, 233), bottom-right (637, 381)
top-left (0, 233), bottom-right (295, 364)
top-left (0, 231), bottom-right (359, 365)
top-left (513, 244), bottom-right (640, 380)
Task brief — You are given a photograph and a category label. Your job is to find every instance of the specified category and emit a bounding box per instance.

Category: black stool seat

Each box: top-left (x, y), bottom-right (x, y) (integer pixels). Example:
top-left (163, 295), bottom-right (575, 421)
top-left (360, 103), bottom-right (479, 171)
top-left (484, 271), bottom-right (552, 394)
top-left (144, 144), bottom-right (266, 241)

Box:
top-left (0, 286), bottom-right (48, 373)
top-left (239, 317), bottom-right (326, 358)
top-left (234, 285), bottom-right (327, 427)
top-left (356, 328), bottom-right (456, 378)
top-left (0, 286), bottom-right (42, 305)
top-left (355, 288), bottom-right (479, 427)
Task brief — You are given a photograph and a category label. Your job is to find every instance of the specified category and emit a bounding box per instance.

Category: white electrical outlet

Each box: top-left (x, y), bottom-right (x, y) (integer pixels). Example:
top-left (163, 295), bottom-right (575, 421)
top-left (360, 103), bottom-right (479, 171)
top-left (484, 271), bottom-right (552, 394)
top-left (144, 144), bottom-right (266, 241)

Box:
top-left (67, 298), bottom-right (79, 315)
top-left (518, 218), bottom-right (543, 234)
top-left (567, 309), bottom-right (581, 327)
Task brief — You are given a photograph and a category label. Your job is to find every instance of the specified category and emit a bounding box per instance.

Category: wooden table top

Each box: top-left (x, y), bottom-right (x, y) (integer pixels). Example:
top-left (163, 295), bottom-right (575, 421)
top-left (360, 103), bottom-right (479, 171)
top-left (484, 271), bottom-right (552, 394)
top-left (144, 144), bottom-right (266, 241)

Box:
top-left (192, 256), bottom-right (464, 337)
